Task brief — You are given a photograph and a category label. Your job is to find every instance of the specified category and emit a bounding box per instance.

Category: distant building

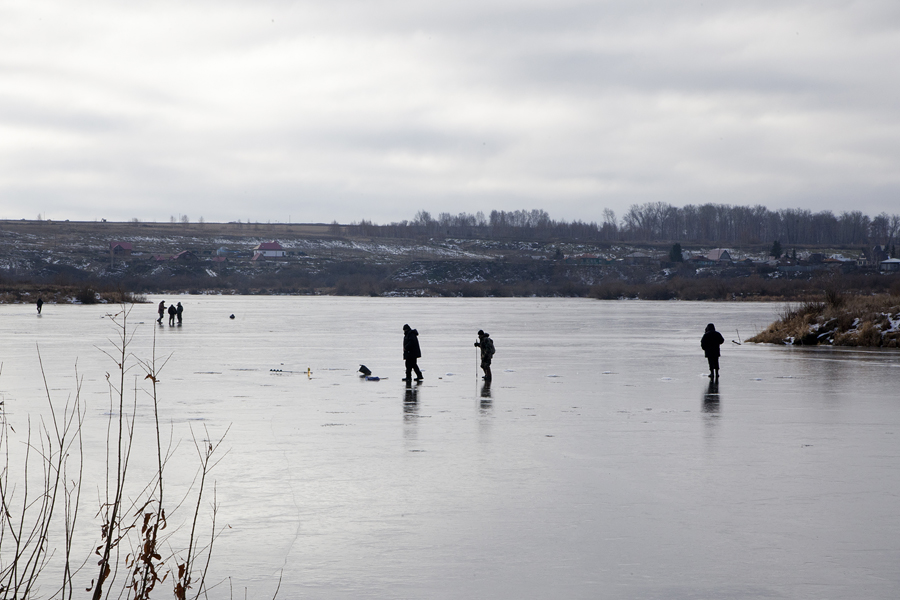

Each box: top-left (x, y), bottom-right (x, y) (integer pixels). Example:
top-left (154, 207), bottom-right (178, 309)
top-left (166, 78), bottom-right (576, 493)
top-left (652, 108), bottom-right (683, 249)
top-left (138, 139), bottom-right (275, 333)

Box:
top-left (254, 242), bottom-right (285, 257)
top-left (172, 250), bottom-right (199, 263)
top-left (706, 248), bottom-right (732, 262)
top-left (109, 241), bottom-right (133, 256)
top-left (880, 258), bottom-right (900, 272)
top-left (687, 255), bottom-right (715, 267)
top-left (859, 245), bottom-right (890, 266)
top-left (624, 252), bottom-right (654, 266)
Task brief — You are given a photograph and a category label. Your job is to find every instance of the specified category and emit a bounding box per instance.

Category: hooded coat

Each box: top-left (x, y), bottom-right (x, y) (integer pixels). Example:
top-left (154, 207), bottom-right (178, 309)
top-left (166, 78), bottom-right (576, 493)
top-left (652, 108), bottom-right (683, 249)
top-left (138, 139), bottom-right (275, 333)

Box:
top-left (701, 326), bottom-right (725, 358)
top-left (403, 328), bottom-right (421, 360)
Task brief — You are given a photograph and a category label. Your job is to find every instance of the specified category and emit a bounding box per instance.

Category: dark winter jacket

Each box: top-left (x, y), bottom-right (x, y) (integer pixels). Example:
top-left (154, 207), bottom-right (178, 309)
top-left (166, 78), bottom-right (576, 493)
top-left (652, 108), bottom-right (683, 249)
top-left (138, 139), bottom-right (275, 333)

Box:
top-left (477, 336), bottom-right (495, 362)
top-left (701, 330), bottom-right (725, 358)
top-left (403, 329), bottom-right (421, 360)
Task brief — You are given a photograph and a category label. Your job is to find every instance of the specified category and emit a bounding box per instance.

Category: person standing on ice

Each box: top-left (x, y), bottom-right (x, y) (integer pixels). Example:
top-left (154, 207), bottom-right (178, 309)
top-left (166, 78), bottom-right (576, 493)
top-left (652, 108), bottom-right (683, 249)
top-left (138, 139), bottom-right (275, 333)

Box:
top-left (157, 300), bottom-right (166, 324)
top-left (176, 301), bottom-right (183, 324)
top-left (701, 323), bottom-right (725, 380)
top-left (403, 324), bottom-right (423, 382)
top-left (474, 329), bottom-right (495, 381)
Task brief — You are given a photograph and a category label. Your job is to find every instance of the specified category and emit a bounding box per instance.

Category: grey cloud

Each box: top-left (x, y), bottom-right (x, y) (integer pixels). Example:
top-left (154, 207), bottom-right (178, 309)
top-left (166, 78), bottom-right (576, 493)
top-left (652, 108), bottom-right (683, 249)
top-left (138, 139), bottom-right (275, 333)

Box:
top-left (1, 0), bottom-right (899, 224)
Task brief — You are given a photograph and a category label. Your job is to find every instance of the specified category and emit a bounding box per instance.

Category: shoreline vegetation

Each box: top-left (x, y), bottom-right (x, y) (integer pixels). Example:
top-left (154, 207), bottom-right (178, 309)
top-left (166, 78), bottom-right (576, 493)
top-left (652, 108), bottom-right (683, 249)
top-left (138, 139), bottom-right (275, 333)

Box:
top-left (1, 276), bottom-right (898, 303)
top-left (747, 292), bottom-right (900, 348)
top-left (0, 283), bottom-right (145, 305)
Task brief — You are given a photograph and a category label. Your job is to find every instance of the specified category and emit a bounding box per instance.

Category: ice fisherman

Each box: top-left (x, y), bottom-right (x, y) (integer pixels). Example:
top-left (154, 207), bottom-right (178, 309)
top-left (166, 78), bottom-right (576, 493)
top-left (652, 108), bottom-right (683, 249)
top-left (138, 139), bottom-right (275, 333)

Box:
top-left (701, 323), bottom-right (725, 380)
top-left (167, 303), bottom-right (177, 326)
top-left (157, 300), bottom-right (166, 324)
top-left (474, 329), bottom-right (495, 381)
top-left (176, 301), bottom-right (183, 324)
top-left (402, 324), bottom-right (423, 382)
top-left (36, 297), bottom-right (43, 314)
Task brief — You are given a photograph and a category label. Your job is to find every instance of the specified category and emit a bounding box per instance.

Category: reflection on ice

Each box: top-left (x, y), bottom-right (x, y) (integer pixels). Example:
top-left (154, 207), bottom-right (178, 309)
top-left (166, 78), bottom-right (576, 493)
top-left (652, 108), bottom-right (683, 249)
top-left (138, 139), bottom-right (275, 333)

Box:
top-left (703, 380), bottom-right (721, 414)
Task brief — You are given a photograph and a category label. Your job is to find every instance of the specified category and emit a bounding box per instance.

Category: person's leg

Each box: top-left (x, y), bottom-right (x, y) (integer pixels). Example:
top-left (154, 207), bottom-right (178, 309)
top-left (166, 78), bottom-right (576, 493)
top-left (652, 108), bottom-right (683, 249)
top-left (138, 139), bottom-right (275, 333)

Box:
top-left (413, 359), bottom-right (423, 380)
top-left (404, 359), bottom-right (412, 381)
top-left (483, 364), bottom-right (492, 381)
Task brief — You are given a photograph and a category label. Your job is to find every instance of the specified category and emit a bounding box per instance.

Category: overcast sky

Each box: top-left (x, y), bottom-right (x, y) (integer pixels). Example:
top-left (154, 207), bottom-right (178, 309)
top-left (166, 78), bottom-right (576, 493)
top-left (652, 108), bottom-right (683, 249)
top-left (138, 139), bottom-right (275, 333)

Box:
top-left (2, 0), bottom-right (898, 225)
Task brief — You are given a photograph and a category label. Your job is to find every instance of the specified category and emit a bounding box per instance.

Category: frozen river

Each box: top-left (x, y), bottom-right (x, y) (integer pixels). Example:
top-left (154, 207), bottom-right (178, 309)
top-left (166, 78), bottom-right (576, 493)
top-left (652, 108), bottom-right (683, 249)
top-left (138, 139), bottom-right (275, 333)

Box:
top-left (2, 297), bottom-right (900, 599)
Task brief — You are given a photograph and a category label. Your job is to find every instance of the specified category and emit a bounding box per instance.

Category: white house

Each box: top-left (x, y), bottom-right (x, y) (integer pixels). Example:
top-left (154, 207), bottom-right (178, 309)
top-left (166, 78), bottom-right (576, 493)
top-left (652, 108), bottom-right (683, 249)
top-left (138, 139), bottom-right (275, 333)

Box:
top-left (880, 258), bottom-right (900, 272)
top-left (254, 241), bottom-right (286, 258)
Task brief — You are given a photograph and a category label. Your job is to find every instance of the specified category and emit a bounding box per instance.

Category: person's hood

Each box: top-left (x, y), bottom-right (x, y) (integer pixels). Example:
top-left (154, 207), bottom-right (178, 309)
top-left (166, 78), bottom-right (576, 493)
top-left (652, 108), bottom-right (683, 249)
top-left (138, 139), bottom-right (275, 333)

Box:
top-left (407, 329), bottom-right (419, 336)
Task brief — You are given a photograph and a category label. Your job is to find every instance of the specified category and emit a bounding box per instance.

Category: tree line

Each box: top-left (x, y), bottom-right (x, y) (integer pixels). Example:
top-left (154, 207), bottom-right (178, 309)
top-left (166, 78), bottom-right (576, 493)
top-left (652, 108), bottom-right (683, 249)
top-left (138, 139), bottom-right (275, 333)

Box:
top-left (347, 204), bottom-right (900, 247)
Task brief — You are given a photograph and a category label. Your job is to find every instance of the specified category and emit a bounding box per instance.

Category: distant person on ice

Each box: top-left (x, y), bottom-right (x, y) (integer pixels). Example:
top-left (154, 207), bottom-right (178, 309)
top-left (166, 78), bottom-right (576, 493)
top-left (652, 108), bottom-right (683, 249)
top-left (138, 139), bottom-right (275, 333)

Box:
top-left (158, 301), bottom-right (166, 324)
top-left (474, 330), bottom-right (495, 381)
top-left (701, 323), bottom-right (725, 380)
top-left (168, 303), bottom-right (177, 326)
top-left (36, 297), bottom-right (43, 314)
top-left (403, 324), bottom-right (423, 382)
top-left (176, 301), bottom-right (183, 324)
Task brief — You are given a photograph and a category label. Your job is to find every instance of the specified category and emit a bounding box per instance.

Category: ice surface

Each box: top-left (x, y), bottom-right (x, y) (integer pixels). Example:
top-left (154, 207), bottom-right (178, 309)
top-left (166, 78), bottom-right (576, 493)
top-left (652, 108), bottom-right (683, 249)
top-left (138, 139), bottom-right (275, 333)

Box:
top-left (2, 297), bottom-right (900, 599)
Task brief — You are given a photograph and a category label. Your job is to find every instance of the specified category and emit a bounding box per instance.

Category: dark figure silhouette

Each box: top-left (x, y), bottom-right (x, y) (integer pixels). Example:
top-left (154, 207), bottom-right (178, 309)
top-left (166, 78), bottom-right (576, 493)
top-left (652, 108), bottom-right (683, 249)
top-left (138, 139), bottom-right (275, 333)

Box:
top-left (701, 323), bottom-right (725, 379)
top-left (167, 304), bottom-right (177, 326)
top-left (403, 324), bottom-right (423, 382)
top-left (36, 297), bottom-right (43, 314)
top-left (176, 301), bottom-right (183, 324)
top-left (474, 329), bottom-right (495, 381)
top-left (158, 301), bottom-right (166, 324)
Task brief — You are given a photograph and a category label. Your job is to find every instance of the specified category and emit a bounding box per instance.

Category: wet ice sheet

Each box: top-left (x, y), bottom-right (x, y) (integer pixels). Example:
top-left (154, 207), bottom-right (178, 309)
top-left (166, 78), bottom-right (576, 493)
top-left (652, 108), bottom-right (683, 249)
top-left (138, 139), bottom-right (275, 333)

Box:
top-left (2, 297), bottom-right (899, 599)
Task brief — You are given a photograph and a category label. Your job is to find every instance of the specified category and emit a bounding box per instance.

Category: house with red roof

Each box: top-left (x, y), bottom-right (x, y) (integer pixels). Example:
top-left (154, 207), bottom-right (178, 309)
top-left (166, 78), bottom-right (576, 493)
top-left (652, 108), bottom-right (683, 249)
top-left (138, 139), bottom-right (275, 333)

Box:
top-left (109, 241), bottom-right (133, 256)
top-left (254, 241), bottom-right (286, 257)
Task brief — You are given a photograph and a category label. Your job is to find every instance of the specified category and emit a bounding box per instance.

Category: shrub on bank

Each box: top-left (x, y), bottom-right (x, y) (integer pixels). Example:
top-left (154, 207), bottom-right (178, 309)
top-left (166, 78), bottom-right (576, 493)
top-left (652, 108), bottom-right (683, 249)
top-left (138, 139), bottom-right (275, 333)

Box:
top-left (747, 294), bottom-right (900, 347)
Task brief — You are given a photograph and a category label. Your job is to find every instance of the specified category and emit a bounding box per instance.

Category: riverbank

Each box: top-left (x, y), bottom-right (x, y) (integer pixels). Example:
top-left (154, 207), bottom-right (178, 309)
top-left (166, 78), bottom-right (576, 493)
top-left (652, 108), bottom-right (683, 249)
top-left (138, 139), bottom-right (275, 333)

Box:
top-left (747, 293), bottom-right (900, 347)
top-left (0, 284), bottom-right (145, 305)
